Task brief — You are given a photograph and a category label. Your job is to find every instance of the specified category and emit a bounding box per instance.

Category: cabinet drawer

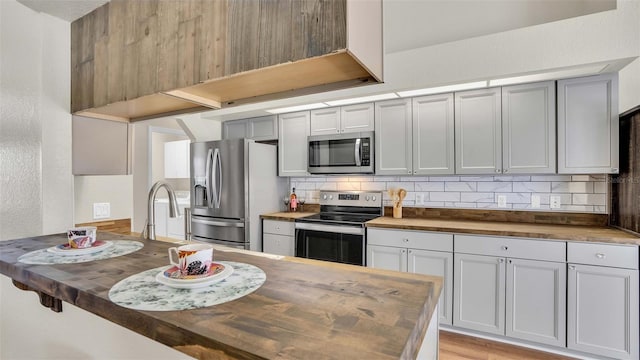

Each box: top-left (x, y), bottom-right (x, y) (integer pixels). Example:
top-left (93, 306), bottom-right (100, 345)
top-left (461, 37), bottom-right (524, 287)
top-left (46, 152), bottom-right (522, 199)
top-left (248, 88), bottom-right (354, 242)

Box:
top-left (367, 228), bottom-right (453, 252)
top-left (455, 234), bottom-right (565, 262)
top-left (568, 242), bottom-right (639, 269)
top-left (263, 220), bottom-right (294, 236)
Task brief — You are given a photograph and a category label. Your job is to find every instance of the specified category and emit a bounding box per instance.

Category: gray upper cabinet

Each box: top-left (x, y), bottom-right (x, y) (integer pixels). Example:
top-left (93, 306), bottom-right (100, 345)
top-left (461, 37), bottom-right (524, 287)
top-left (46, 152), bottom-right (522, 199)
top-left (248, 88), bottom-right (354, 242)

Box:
top-left (412, 94), bottom-right (455, 175)
top-left (502, 81), bottom-right (556, 174)
top-left (223, 116), bottom-right (278, 141)
top-left (558, 73), bottom-right (619, 174)
top-left (375, 99), bottom-right (413, 175)
top-left (455, 88), bottom-right (502, 174)
top-left (72, 116), bottom-right (131, 175)
top-left (310, 103), bottom-right (374, 136)
top-left (278, 111), bottom-right (310, 177)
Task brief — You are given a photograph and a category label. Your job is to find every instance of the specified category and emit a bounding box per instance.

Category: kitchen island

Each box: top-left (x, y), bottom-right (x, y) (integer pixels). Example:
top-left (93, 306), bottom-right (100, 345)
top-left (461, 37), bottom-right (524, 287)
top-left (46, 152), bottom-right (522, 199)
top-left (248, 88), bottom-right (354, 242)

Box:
top-left (0, 233), bottom-right (441, 360)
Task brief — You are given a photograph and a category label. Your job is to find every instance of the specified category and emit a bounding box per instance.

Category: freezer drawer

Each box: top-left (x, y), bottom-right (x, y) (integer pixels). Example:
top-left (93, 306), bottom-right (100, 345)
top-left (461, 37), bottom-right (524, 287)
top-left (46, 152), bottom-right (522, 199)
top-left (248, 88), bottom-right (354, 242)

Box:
top-left (191, 215), bottom-right (245, 244)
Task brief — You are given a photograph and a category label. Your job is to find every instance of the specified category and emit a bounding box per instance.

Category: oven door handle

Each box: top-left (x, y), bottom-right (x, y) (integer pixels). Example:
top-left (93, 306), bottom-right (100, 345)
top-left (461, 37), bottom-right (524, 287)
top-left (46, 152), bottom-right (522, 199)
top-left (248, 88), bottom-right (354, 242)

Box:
top-left (295, 222), bottom-right (363, 235)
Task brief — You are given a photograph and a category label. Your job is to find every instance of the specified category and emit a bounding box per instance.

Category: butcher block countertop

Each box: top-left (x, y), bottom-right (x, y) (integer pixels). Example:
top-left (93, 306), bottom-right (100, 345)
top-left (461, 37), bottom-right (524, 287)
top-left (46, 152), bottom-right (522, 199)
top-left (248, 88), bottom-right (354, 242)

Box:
top-left (0, 233), bottom-right (442, 360)
top-left (260, 211), bottom-right (317, 221)
top-left (366, 217), bottom-right (640, 246)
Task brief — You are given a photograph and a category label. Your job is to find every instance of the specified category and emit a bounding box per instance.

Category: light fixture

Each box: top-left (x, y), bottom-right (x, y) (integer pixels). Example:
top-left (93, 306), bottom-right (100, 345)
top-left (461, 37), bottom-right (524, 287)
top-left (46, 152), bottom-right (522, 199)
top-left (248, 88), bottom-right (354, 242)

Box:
top-left (266, 103), bottom-right (329, 114)
top-left (325, 93), bottom-right (398, 107)
top-left (488, 64), bottom-right (608, 86)
top-left (396, 81), bottom-right (488, 97)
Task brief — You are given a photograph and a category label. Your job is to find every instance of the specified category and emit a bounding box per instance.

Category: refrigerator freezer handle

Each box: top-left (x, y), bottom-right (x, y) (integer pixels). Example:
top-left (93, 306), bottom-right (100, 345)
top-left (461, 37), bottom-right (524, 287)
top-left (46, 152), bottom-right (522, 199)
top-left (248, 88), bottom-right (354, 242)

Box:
top-left (205, 148), bottom-right (214, 209)
top-left (213, 148), bottom-right (222, 209)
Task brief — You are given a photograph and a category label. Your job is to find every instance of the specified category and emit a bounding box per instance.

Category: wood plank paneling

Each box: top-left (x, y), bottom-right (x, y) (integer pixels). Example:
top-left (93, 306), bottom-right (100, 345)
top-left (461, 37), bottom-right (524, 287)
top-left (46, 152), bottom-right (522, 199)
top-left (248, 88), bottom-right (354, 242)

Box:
top-left (226, 0), bottom-right (261, 75)
top-left (611, 107), bottom-right (640, 235)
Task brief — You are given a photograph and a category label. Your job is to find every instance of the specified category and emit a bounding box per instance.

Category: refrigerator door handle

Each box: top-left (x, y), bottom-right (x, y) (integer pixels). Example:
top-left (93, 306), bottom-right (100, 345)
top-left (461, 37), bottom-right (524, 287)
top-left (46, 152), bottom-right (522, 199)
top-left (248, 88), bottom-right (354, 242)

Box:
top-left (213, 148), bottom-right (222, 209)
top-left (354, 138), bottom-right (362, 167)
top-left (192, 217), bottom-right (244, 228)
top-left (205, 148), bottom-right (214, 209)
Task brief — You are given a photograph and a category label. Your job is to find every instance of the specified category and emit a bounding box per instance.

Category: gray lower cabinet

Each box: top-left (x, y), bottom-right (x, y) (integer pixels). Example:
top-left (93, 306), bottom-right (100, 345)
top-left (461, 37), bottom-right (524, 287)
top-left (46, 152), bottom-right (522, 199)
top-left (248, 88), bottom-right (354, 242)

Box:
top-left (567, 242), bottom-right (639, 360)
top-left (454, 234), bottom-right (567, 347)
top-left (367, 228), bottom-right (453, 325)
top-left (262, 220), bottom-right (295, 256)
top-left (278, 111), bottom-right (310, 176)
top-left (557, 73), bottom-right (619, 174)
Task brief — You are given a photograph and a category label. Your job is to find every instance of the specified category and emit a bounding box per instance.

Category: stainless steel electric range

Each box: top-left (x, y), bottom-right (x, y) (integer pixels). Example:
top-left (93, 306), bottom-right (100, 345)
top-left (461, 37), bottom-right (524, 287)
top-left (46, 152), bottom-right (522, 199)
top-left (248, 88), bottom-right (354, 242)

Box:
top-left (294, 190), bottom-right (383, 266)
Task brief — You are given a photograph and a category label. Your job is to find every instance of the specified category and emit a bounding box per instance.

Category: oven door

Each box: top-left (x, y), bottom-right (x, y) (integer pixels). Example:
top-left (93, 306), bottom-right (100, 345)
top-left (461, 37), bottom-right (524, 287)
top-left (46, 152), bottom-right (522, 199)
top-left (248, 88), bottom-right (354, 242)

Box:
top-left (295, 223), bottom-right (365, 266)
top-left (307, 132), bottom-right (373, 174)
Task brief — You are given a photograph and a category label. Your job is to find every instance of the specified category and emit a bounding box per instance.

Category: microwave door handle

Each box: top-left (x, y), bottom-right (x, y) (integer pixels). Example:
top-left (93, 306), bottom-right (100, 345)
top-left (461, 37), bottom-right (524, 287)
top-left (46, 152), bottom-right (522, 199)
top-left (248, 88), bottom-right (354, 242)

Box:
top-left (205, 148), bottom-right (214, 209)
top-left (354, 138), bottom-right (362, 166)
top-left (213, 148), bottom-right (222, 209)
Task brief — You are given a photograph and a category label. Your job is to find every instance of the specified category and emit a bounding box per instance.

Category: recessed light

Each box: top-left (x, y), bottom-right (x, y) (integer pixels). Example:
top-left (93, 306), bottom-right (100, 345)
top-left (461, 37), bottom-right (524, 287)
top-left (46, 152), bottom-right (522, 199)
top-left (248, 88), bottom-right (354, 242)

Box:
top-left (396, 81), bottom-right (488, 97)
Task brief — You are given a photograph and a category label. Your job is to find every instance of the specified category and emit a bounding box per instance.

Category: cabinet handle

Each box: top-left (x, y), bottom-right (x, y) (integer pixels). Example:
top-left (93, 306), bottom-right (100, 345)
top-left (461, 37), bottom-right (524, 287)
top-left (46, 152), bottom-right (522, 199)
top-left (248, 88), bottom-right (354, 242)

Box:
top-left (595, 253), bottom-right (606, 259)
top-left (501, 245), bottom-right (508, 251)
top-left (569, 265), bottom-right (576, 270)
top-left (612, 168), bottom-right (619, 173)
top-left (403, 238), bottom-right (409, 243)
top-left (408, 250), bottom-right (412, 254)
top-left (508, 259), bottom-right (512, 264)
top-left (408, 170), bottom-right (412, 174)
top-left (499, 258), bottom-right (504, 263)
top-left (503, 169), bottom-right (509, 173)
top-left (401, 249), bottom-right (406, 254)
top-left (495, 169), bottom-right (501, 173)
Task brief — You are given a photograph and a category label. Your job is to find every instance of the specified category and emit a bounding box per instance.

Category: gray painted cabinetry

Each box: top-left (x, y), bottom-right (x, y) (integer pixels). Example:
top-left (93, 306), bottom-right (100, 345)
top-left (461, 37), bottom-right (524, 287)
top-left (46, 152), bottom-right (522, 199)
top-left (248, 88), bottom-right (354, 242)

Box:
top-left (374, 99), bottom-right (413, 175)
top-left (567, 242), bottom-right (639, 360)
top-left (278, 111), bottom-right (310, 176)
top-left (413, 94), bottom-right (456, 175)
top-left (558, 73), bottom-right (619, 174)
top-left (367, 228), bottom-right (453, 325)
top-left (262, 220), bottom-right (295, 257)
top-left (453, 235), bottom-right (567, 347)
top-left (222, 115), bottom-right (278, 141)
top-left (310, 103), bottom-right (374, 136)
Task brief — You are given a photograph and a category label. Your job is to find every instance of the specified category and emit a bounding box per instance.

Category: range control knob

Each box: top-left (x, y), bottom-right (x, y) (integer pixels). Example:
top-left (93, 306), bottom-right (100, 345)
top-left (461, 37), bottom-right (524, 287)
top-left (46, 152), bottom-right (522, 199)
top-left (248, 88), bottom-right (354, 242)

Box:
top-left (372, 196), bottom-right (376, 201)
top-left (322, 194), bottom-right (327, 200)
top-left (329, 195), bottom-right (333, 200)
top-left (365, 195), bottom-right (370, 201)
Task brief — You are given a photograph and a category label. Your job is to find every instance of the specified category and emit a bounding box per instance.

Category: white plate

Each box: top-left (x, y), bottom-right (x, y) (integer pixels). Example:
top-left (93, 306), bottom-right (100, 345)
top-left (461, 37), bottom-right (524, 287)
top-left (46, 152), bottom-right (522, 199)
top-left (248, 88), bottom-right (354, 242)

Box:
top-left (47, 240), bottom-right (114, 256)
top-left (155, 262), bottom-right (234, 289)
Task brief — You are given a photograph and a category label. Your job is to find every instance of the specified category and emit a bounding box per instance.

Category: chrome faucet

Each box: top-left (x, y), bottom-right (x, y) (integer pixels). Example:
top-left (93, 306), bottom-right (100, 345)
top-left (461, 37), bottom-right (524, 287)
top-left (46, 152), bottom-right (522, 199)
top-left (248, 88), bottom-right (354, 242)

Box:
top-left (144, 181), bottom-right (181, 240)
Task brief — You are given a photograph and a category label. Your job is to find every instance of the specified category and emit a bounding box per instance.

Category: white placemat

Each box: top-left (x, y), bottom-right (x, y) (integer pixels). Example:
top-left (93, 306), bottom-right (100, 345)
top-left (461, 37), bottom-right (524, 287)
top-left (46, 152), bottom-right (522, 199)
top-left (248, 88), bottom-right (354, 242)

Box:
top-left (18, 240), bottom-right (144, 265)
top-left (108, 261), bottom-right (266, 311)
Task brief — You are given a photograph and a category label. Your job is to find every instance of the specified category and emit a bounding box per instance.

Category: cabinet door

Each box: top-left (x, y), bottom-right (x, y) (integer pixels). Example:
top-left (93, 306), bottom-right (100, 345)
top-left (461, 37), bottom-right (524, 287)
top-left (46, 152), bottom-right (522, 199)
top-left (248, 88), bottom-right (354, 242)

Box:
top-left (223, 119), bottom-right (249, 139)
top-left (341, 103), bottom-right (374, 133)
top-left (502, 81), bottom-right (556, 174)
top-left (153, 202), bottom-right (168, 237)
top-left (412, 93), bottom-right (455, 175)
top-left (568, 264), bottom-right (639, 360)
top-left (455, 88), bottom-right (502, 174)
top-left (409, 249), bottom-right (454, 325)
top-left (164, 140), bottom-right (190, 179)
top-left (367, 245), bottom-right (407, 272)
top-left (263, 234), bottom-right (295, 256)
top-left (558, 74), bottom-right (619, 174)
top-left (454, 253), bottom-right (506, 335)
top-left (278, 111), bottom-right (310, 176)
top-left (375, 99), bottom-right (413, 175)
top-left (310, 108), bottom-right (341, 136)
top-left (249, 115), bottom-right (278, 141)
top-left (506, 258), bottom-right (566, 347)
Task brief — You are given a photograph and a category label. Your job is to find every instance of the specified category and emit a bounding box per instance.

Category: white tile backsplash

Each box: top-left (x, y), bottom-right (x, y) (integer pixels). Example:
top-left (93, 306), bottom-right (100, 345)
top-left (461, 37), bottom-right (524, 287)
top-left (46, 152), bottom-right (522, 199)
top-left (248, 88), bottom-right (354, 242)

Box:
top-left (289, 174), bottom-right (609, 214)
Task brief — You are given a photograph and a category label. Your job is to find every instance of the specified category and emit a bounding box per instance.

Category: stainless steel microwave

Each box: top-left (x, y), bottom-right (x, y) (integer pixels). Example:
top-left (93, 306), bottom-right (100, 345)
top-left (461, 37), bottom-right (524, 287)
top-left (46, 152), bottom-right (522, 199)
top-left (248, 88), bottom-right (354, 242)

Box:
top-left (307, 131), bottom-right (374, 174)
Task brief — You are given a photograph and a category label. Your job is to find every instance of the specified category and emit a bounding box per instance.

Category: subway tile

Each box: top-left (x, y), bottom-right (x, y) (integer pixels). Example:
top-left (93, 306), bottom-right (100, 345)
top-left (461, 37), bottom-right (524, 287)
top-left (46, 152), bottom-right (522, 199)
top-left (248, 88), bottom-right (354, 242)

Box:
top-left (569, 182), bottom-right (594, 193)
top-left (589, 174), bottom-right (606, 181)
top-left (430, 192), bottom-right (461, 202)
top-left (476, 203), bottom-right (501, 209)
top-left (429, 176), bottom-right (459, 182)
top-left (317, 182), bottom-right (337, 191)
top-left (594, 181), bottom-right (608, 194)
top-left (445, 182), bottom-right (477, 192)
top-left (374, 176), bottom-right (399, 182)
top-left (513, 182), bottom-right (551, 193)
top-left (294, 182), bottom-right (316, 190)
top-left (495, 192), bottom-right (531, 204)
top-left (416, 182), bottom-right (444, 192)
top-left (360, 182), bottom-right (386, 191)
top-left (306, 176), bottom-right (326, 182)
top-left (478, 182), bottom-right (513, 192)
top-left (572, 193), bottom-right (606, 206)
top-left (349, 176), bottom-right (373, 182)
top-left (459, 176), bottom-right (495, 182)
top-left (494, 175), bottom-right (531, 182)
top-left (387, 182), bottom-right (415, 191)
top-left (337, 182), bottom-right (360, 191)
top-left (423, 201), bottom-right (445, 207)
top-left (571, 175), bottom-right (591, 181)
top-left (530, 175), bottom-right (572, 182)
top-left (562, 205), bottom-right (594, 212)
top-left (460, 192), bottom-right (494, 203)
top-left (451, 202), bottom-right (478, 208)
top-left (594, 206), bottom-right (607, 213)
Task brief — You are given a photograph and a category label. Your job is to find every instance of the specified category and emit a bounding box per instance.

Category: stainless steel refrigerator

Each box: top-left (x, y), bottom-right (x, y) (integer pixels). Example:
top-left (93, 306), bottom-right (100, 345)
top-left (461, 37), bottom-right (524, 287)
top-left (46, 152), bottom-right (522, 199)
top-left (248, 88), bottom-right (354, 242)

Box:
top-left (190, 139), bottom-right (285, 250)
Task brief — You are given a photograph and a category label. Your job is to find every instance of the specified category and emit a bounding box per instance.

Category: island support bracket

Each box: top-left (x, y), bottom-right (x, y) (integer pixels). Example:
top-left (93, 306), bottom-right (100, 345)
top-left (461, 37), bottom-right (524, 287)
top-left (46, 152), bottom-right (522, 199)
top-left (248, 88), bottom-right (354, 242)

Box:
top-left (12, 279), bottom-right (63, 313)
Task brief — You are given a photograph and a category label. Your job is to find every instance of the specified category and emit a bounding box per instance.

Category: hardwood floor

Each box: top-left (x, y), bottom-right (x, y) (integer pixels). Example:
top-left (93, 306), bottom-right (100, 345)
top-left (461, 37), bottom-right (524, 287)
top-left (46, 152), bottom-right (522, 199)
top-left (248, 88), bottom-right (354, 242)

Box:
top-left (439, 331), bottom-right (577, 360)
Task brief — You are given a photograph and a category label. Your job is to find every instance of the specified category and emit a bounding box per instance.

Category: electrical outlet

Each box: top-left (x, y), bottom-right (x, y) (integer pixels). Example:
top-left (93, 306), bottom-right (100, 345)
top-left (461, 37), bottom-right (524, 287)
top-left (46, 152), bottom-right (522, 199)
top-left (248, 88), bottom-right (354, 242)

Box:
top-left (497, 195), bottom-right (507, 208)
top-left (93, 203), bottom-right (110, 219)
top-left (416, 193), bottom-right (425, 205)
top-left (531, 195), bottom-right (541, 208)
top-left (550, 195), bottom-right (561, 209)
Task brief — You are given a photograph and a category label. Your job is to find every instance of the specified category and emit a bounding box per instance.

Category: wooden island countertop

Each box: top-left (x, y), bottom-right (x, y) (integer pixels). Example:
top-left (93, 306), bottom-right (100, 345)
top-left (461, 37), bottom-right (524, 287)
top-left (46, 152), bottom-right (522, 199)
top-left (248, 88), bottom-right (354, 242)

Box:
top-left (0, 233), bottom-right (442, 360)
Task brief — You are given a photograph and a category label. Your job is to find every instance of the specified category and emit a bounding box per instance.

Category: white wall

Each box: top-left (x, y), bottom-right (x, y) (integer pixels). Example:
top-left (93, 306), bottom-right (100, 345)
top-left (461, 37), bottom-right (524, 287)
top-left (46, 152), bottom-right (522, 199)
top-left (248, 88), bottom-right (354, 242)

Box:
top-left (73, 175), bottom-right (133, 224)
top-left (0, 2), bottom-right (191, 358)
